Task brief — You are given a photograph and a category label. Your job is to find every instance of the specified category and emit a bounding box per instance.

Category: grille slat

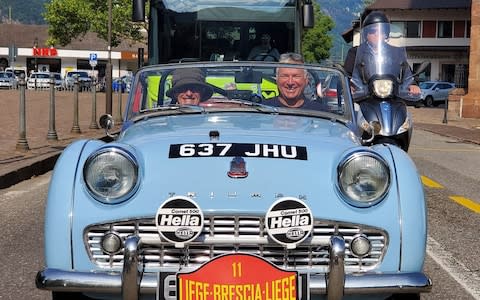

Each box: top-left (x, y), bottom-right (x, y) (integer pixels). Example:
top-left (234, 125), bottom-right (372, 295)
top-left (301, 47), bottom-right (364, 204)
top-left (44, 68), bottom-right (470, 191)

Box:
top-left (85, 215), bottom-right (387, 272)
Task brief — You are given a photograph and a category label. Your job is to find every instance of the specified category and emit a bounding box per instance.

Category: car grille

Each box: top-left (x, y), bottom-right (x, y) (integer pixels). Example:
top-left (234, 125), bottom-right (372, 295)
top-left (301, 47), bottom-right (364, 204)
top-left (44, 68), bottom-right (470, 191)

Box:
top-left (85, 215), bottom-right (387, 273)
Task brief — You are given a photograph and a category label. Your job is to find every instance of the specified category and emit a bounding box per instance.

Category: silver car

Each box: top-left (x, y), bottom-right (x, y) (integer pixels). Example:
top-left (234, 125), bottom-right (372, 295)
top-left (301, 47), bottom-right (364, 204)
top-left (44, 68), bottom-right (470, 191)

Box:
top-left (419, 81), bottom-right (455, 107)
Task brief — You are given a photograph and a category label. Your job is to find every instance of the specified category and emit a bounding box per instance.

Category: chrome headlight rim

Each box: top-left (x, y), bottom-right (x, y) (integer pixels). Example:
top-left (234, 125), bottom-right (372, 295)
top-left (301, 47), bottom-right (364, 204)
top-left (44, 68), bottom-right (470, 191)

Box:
top-left (83, 147), bottom-right (140, 204)
top-left (337, 150), bottom-right (391, 208)
top-left (372, 79), bottom-right (393, 98)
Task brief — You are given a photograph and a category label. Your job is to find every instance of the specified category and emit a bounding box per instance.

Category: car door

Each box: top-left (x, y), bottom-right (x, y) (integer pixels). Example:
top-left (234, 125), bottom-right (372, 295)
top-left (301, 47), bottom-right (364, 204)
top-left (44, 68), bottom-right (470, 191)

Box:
top-left (435, 83), bottom-right (452, 101)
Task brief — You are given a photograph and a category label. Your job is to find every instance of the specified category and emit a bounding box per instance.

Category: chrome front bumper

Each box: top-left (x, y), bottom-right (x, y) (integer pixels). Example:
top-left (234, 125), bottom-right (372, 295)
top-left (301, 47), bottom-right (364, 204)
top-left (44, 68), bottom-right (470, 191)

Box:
top-left (36, 235), bottom-right (432, 300)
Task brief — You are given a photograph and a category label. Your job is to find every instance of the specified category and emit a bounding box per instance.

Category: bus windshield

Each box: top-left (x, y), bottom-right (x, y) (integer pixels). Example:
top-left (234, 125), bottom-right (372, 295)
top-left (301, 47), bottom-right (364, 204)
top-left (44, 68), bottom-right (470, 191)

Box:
top-left (141, 0), bottom-right (309, 64)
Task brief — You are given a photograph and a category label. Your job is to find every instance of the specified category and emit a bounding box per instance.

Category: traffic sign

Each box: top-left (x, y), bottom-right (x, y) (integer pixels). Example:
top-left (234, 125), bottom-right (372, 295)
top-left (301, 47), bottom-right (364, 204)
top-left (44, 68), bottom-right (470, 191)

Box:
top-left (89, 53), bottom-right (98, 67)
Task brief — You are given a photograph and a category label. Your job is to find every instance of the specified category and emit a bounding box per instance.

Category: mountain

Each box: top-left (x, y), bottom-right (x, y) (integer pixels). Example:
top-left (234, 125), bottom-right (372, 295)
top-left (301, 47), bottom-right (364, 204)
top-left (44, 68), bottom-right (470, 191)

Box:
top-left (0, 0), bottom-right (48, 24)
top-left (317, 0), bottom-right (365, 62)
top-left (1, 0), bottom-right (363, 62)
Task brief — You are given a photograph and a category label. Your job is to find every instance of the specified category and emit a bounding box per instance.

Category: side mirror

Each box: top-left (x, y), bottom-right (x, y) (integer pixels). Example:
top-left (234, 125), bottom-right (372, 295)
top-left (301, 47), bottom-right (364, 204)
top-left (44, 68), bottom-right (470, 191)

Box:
top-left (132, 0), bottom-right (145, 22)
top-left (99, 114), bottom-right (116, 138)
top-left (303, 2), bottom-right (314, 28)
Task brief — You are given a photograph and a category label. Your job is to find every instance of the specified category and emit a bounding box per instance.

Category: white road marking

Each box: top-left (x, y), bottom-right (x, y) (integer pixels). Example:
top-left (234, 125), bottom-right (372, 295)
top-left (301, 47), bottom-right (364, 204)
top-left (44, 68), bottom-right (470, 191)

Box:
top-left (427, 236), bottom-right (480, 299)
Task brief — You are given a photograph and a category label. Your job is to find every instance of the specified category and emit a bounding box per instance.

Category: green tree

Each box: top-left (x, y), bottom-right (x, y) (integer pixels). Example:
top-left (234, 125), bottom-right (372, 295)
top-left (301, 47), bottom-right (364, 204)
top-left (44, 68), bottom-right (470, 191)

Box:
top-left (363, 0), bottom-right (376, 8)
top-left (301, 2), bottom-right (334, 63)
top-left (43, 0), bottom-right (145, 47)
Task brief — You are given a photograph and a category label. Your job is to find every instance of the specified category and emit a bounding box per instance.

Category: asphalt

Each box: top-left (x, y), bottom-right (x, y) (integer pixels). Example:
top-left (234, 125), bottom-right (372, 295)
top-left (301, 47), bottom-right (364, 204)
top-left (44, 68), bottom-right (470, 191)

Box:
top-left (1, 88), bottom-right (479, 189)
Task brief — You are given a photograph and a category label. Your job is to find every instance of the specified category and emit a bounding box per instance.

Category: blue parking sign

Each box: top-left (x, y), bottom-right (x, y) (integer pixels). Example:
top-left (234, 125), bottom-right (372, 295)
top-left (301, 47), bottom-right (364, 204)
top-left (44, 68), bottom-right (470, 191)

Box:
top-left (89, 53), bottom-right (97, 61)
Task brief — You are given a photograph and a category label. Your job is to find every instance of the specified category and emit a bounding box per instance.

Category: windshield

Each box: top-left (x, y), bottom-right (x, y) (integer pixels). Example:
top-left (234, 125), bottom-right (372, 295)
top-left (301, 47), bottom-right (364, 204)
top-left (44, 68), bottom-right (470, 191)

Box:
top-left (125, 62), bottom-right (352, 123)
top-left (147, 0), bottom-right (299, 63)
top-left (419, 82), bottom-right (434, 89)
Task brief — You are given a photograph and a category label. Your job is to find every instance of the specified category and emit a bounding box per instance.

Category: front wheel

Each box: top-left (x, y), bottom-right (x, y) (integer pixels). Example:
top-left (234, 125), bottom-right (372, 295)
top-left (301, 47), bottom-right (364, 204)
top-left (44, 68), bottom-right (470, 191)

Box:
top-left (424, 96), bottom-right (434, 107)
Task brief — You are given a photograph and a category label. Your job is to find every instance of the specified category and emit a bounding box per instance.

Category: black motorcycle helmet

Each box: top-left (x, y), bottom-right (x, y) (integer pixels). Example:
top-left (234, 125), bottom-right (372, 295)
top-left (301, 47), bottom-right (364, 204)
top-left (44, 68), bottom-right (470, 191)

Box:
top-left (362, 10), bottom-right (390, 34)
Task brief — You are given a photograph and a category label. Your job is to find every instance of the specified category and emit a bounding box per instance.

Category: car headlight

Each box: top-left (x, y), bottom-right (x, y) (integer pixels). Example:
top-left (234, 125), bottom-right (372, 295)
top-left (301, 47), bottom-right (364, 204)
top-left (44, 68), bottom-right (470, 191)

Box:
top-left (83, 147), bottom-right (139, 204)
top-left (372, 79), bottom-right (393, 98)
top-left (337, 151), bottom-right (390, 207)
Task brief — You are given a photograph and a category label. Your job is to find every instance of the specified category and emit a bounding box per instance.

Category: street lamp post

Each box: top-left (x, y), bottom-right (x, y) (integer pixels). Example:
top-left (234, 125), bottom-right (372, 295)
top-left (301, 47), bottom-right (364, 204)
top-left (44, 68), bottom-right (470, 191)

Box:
top-left (105, 0), bottom-right (113, 115)
top-left (33, 37), bottom-right (38, 91)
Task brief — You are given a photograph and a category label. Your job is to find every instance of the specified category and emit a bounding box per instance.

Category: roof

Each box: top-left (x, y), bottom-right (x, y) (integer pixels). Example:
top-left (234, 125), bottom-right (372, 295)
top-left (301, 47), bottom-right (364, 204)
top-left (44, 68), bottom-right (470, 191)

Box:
top-left (0, 24), bottom-right (146, 51)
top-left (366, 0), bottom-right (470, 10)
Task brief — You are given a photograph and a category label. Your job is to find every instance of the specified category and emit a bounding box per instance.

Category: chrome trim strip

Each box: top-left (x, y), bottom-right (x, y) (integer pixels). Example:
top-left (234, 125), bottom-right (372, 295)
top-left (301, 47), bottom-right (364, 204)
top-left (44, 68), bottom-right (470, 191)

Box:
top-left (36, 269), bottom-right (432, 296)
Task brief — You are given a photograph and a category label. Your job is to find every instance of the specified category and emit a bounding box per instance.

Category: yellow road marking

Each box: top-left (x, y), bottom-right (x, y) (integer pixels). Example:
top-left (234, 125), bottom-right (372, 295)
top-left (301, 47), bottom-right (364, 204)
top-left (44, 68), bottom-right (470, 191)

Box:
top-left (449, 196), bottom-right (480, 214)
top-left (421, 176), bottom-right (444, 188)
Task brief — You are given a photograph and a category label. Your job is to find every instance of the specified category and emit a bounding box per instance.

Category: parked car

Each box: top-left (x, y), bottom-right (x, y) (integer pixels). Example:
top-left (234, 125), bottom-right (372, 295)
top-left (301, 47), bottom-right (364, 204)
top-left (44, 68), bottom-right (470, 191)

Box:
top-left (0, 71), bottom-right (17, 89)
top-left (26, 72), bottom-right (63, 90)
top-left (64, 70), bottom-right (92, 91)
top-left (112, 75), bottom-right (133, 93)
top-left (36, 61), bottom-right (432, 300)
top-left (419, 81), bottom-right (456, 107)
top-left (27, 72), bottom-right (51, 90)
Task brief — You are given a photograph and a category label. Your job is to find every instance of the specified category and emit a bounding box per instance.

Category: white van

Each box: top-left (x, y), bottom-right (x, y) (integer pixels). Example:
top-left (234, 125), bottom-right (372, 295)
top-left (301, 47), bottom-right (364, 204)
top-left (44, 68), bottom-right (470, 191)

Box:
top-left (5, 67), bottom-right (27, 80)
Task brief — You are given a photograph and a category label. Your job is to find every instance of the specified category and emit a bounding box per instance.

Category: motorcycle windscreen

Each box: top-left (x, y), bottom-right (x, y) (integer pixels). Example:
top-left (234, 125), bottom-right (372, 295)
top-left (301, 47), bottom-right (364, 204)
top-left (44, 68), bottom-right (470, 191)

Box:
top-left (351, 22), bottom-right (418, 101)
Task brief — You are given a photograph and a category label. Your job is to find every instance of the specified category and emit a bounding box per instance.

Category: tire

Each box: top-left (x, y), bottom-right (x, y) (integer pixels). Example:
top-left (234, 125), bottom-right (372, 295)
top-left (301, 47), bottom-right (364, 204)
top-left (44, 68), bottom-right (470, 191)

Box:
top-left (424, 96), bottom-right (434, 107)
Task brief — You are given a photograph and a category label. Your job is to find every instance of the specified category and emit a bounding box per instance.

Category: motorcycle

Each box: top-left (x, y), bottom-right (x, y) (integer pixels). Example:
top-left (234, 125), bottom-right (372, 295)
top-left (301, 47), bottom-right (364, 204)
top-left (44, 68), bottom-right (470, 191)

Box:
top-left (350, 21), bottom-right (429, 152)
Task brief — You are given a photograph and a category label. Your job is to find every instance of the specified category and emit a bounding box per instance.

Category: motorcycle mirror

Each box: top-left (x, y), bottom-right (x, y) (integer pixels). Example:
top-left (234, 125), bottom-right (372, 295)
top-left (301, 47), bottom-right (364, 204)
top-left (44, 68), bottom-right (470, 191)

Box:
top-left (404, 61), bottom-right (430, 82)
top-left (303, 2), bottom-right (314, 28)
top-left (414, 61), bottom-right (430, 76)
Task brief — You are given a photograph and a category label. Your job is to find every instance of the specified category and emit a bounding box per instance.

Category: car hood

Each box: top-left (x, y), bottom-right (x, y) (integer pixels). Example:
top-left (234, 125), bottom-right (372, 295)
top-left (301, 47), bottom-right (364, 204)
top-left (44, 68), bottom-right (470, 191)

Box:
top-left (101, 113), bottom-right (368, 212)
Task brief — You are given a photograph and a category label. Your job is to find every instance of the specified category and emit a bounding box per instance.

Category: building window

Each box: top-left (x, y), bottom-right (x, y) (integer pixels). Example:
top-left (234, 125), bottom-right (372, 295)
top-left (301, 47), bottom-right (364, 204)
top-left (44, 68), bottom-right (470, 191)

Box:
top-left (438, 21), bottom-right (453, 38)
top-left (467, 20), bottom-right (471, 38)
top-left (422, 21), bottom-right (436, 38)
top-left (406, 21), bottom-right (420, 38)
top-left (454, 20), bottom-right (466, 37)
top-left (390, 21), bottom-right (404, 38)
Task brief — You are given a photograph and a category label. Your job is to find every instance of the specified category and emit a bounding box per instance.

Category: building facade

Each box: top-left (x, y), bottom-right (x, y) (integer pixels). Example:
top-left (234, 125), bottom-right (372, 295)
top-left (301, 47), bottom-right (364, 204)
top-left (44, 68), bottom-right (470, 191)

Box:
top-left (0, 24), bottom-right (146, 80)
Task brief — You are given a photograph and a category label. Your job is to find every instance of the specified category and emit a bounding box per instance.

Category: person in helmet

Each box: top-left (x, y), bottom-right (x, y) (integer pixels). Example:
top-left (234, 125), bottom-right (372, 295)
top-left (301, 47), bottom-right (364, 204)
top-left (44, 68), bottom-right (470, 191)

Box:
top-left (344, 11), bottom-right (420, 96)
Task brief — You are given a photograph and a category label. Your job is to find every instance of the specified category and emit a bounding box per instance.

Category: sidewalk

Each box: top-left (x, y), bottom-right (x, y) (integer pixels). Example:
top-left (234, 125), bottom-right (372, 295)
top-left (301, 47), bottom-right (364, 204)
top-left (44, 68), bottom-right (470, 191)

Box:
top-left (0, 89), bottom-right (479, 189)
top-left (0, 89), bottom-right (127, 189)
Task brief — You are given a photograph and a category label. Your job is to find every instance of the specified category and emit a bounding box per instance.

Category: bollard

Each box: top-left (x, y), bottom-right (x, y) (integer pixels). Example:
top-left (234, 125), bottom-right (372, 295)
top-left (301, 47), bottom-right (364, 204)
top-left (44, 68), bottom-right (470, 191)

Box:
top-left (47, 73), bottom-right (58, 140)
top-left (71, 74), bottom-right (81, 133)
top-left (115, 87), bottom-right (123, 124)
top-left (89, 78), bottom-right (99, 129)
top-left (16, 75), bottom-right (30, 151)
top-left (443, 96), bottom-right (448, 124)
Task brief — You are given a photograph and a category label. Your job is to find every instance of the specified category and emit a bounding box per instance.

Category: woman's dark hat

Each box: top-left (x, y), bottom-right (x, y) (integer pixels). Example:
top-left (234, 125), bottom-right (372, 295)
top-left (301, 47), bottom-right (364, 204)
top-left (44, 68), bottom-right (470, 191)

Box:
top-left (167, 68), bottom-right (213, 102)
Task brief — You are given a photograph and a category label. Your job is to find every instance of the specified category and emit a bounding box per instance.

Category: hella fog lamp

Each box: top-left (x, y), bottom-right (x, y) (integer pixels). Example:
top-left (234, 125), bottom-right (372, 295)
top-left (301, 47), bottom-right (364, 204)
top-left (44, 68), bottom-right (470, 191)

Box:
top-left (373, 79), bottom-right (393, 98)
top-left (350, 234), bottom-right (371, 257)
top-left (101, 232), bottom-right (122, 254)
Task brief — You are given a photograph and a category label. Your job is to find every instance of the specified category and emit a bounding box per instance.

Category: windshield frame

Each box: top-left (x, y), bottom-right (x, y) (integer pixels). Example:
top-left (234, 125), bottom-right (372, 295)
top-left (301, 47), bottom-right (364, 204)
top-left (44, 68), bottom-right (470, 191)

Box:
top-left (124, 61), bottom-right (355, 127)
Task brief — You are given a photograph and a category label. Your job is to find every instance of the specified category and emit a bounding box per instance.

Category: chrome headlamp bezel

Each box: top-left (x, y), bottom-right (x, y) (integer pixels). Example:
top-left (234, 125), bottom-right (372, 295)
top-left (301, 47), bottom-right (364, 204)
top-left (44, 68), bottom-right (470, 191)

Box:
top-left (337, 151), bottom-right (390, 207)
top-left (83, 147), bottom-right (139, 204)
top-left (372, 79), bottom-right (393, 98)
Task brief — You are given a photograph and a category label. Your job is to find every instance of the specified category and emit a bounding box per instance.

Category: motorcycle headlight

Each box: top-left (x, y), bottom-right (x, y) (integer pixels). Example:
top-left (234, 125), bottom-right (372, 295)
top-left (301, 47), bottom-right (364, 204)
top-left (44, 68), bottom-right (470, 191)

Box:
top-left (84, 147), bottom-right (139, 204)
top-left (337, 151), bottom-right (390, 207)
top-left (372, 79), bottom-right (393, 98)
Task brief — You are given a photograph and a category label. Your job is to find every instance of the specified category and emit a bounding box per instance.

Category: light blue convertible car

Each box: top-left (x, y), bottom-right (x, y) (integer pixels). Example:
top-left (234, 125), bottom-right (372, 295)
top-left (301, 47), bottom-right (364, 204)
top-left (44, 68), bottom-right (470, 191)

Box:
top-left (36, 61), bottom-right (432, 300)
